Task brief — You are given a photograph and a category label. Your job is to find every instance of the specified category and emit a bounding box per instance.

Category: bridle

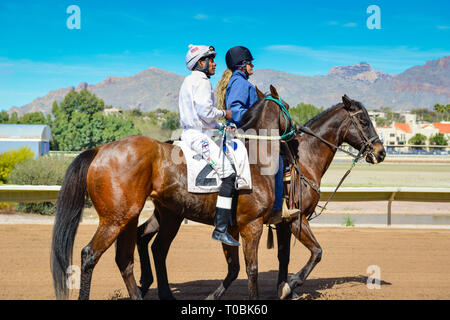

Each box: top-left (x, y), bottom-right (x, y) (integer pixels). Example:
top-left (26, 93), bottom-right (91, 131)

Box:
top-left (294, 106), bottom-right (382, 222)
top-left (295, 108), bottom-right (380, 163)
top-left (220, 97), bottom-right (382, 224)
top-left (345, 109), bottom-right (380, 161)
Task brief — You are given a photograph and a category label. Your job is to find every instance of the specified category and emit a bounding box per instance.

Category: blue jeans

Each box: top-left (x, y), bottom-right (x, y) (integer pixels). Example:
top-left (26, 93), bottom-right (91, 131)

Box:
top-left (273, 156), bottom-right (284, 211)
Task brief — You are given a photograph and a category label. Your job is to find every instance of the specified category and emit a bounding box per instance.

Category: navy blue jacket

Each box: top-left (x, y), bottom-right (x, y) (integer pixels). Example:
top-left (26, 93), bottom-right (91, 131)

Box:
top-left (225, 70), bottom-right (258, 128)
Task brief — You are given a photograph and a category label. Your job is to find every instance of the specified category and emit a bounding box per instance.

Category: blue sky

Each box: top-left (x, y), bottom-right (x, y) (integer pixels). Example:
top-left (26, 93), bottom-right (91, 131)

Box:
top-left (0, 0), bottom-right (449, 110)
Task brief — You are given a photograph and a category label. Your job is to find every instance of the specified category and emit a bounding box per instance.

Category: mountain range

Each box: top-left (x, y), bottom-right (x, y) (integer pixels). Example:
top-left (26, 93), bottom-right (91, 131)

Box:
top-left (250, 57), bottom-right (450, 110)
top-left (8, 56), bottom-right (450, 115)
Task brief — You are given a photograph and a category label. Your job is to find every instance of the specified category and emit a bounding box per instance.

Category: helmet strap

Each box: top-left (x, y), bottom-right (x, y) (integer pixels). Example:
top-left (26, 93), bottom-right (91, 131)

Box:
top-left (238, 62), bottom-right (250, 78)
top-left (195, 57), bottom-right (211, 78)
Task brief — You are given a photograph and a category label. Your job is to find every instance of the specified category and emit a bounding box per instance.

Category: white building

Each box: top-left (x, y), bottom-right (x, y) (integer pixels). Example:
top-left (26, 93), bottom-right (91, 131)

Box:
top-left (375, 120), bottom-right (450, 150)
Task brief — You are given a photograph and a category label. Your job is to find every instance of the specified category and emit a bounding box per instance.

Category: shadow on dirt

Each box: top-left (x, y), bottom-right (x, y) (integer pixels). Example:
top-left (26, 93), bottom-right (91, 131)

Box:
top-left (136, 270), bottom-right (392, 300)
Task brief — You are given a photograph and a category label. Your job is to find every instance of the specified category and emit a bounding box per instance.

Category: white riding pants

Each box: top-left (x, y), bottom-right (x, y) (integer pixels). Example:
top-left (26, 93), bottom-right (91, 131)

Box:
top-left (181, 128), bottom-right (235, 179)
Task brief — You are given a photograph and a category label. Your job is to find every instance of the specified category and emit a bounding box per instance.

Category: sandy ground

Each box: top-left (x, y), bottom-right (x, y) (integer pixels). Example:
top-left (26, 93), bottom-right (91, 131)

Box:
top-left (0, 223), bottom-right (449, 300)
top-left (0, 199), bottom-right (447, 225)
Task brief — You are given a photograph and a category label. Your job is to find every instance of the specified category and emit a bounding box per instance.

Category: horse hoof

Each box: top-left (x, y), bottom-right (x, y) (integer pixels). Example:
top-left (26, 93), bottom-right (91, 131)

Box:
top-left (278, 282), bottom-right (291, 300)
top-left (138, 285), bottom-right (149, 298)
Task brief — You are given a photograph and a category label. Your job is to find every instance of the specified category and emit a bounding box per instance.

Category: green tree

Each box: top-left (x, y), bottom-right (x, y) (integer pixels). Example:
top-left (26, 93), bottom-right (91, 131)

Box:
top-left (408, 133), bottom-right (427, 145)
top-left (376, 106), bottom-right (405, 125)
top-left (290, 103), bottom-right (323, 124)
top-left (145, 111), bottom-right (158, 123)
top-left (411, 108), bottom-right (437, 123)
top-left (161, 111), bottom-right (180, 130)
top-left (101, 115), bottom-right (141, 143)
top-left (429, 133), bottom-right (448, 146)
top-left (130, 108), bottom-right (144, 117)
top-left (0, 111), bottom-right (9, 123)
top-left (51, 90), bottom-right (140, 151)
top-left (155, 108), bottom-right (170, 115)
top-left (18, 112), bottom-right (47, 124)
top-left (8, 112), bottom-right (19, 124)
top-left (375, 117), bottom-right (390, 127)
top-left (433, 104), bottom-right (450, 122)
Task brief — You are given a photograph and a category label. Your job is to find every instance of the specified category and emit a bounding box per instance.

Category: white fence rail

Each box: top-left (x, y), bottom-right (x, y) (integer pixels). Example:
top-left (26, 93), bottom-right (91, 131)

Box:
top-left (1, 185), bottom-right (449, 226)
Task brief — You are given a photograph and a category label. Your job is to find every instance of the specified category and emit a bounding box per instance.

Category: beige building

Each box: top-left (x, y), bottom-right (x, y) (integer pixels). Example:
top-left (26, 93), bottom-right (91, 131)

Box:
top-left (103, 107), bottom-right (122, 116)
top-left (375, 120), bottom-right (450, 151)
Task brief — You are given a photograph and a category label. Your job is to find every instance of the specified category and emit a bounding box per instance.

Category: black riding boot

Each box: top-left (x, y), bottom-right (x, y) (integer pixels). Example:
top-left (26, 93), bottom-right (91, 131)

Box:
top-left (212, 173), bottom-right (240, 246)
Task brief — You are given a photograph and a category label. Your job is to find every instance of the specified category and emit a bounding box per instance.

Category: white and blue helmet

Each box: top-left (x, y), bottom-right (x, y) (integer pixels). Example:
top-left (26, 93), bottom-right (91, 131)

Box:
top-left (185, 44), bottom-right (216, 71)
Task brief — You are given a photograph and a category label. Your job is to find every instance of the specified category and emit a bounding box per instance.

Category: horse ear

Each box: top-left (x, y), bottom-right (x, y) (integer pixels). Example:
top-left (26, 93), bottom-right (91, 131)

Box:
top-left (269, 85), bottom-right (279, 99)
top-left (342, 94), bottom-right (353, 109)
top-left (255, 86), bottom-right (265, 100)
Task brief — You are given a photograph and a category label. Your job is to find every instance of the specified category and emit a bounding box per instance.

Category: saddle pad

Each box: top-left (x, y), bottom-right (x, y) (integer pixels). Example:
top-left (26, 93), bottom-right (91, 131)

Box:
top-left (174, 139), bottom-right (252, 193)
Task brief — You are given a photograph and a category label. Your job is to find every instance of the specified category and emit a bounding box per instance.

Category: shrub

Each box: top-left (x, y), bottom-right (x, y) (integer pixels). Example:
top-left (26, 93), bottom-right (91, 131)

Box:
top-left (0, 147), bottom-right (34, 184)
top-left (7, 155), bottom-right (71, 185)
top-left (408, 133), bottom-right (427, 146)
top-left (7, 156), bottom-right (72, 215)
top-left (429, 133), bottom-right (448, 146)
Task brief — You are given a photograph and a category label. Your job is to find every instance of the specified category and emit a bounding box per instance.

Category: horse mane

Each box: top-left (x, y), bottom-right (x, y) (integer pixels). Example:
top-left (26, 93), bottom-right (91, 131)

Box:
top-left (303, 102), bottom-right (344, 127)
top-left (240, 94), bottom-right (269, 131)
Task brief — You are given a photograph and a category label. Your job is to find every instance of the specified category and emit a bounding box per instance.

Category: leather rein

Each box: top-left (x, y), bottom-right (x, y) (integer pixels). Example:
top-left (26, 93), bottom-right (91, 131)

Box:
top-left (224, 97), bottom-right (380, 223)
top-left (291, 109), bottom-right (380, 221)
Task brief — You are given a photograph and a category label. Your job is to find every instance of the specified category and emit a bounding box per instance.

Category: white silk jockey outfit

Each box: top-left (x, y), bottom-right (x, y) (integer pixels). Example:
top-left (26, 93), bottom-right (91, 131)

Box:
top-left (178, 44), bottom-right (240, 247)
top-left (179, 70), bottom-right (235, 179)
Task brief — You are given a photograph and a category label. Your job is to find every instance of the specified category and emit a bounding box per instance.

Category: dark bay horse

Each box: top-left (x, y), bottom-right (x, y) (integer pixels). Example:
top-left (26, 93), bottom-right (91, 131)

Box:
top-left (51, 85), bottom-right (294, 300)
top-left (136, 94), bottom-right (386, 299)
top-left (274, 94), bottom-right (386, 299)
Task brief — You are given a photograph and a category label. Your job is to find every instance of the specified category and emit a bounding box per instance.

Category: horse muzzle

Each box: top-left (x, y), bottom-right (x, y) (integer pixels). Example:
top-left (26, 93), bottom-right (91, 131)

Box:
top-left (365, 142), bottom-right (386, 164)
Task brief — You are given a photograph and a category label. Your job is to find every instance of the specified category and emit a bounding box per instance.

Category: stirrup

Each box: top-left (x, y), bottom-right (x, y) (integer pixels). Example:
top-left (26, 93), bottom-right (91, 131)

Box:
top-left (268, 199), bottom-right (300, 225)
top-left (281, 198), bottom-right (300, 219)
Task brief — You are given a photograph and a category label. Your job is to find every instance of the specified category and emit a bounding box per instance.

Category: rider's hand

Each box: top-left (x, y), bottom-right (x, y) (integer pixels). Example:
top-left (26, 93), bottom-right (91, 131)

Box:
top-left (225, 110), bottom-right (232, 120)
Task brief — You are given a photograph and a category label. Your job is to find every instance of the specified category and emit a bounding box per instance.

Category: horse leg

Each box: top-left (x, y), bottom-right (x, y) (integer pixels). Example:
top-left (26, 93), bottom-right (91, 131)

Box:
top-left (206, 225), bottom-right (240, 300)
top-left (276, 221), bottom-right (292, 292)
top-left (136, 212), bottom-right (160, 297)
top-left (79, 220), bottom-right (123, 300)
top-left (151, 213), bottom-right (183, 300)
top-left (115, 216), bottom-right (142, 300)
top-left (279, 214), bottom-right (322, 299)
top-left (240, 218), bottom-right (264, 300)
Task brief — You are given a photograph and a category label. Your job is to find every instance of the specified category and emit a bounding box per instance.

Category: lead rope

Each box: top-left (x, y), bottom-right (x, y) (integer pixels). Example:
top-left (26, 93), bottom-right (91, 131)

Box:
top-left (308, 144), bottom-right (369, 221)
top-left (308, 159), bottom-right (356, 221)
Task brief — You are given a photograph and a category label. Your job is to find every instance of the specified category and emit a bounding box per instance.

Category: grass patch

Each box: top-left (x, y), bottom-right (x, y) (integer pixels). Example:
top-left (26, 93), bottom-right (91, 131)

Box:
top-left (341, 215), bottom-right (355, 227)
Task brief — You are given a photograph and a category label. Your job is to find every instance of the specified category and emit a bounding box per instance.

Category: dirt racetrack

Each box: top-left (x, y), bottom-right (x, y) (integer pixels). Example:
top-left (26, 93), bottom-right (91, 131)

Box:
top-left (0, 223), bottom-right (449, 300)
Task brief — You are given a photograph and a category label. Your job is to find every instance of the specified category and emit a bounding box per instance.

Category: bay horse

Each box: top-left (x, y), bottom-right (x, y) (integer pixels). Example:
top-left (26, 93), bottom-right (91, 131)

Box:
top-left (51, 85), bottom-right (295, 300)
top-left (136, 94), bottom-right (386, 299)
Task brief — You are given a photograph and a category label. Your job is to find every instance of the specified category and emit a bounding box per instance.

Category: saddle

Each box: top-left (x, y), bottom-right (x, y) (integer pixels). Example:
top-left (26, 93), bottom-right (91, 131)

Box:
top-left (172, 138), bottom-right (252, 193)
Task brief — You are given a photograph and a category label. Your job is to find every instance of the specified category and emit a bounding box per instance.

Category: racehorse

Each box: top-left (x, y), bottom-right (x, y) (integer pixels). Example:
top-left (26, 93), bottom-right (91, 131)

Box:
top-left (51, 85), bottom-right (297, 300)
top-left (135, 93), bottom-right (386, 299)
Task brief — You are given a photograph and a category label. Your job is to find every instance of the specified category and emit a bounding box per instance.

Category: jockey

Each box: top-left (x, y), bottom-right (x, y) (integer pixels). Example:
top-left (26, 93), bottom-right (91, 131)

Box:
top-left (217, 46), bottom-right (299, 222)
top-left (224, 46), bottom-right (258, 128)
top-left (179, 44), bottom-right (240, 246)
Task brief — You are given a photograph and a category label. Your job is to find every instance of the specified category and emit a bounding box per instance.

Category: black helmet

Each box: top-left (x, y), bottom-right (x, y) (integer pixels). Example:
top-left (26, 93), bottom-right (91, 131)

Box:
top-left (225, 46), bottom-right (254, 70)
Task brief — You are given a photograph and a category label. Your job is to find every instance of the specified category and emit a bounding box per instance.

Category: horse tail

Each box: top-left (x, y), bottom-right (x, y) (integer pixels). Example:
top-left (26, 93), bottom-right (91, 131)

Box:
top-left (51, 148), bottom-right (98, 299)
top-left (267, 225), bottom-right (274, 249)
top-left (216, 68), bottom-right (233, 110)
